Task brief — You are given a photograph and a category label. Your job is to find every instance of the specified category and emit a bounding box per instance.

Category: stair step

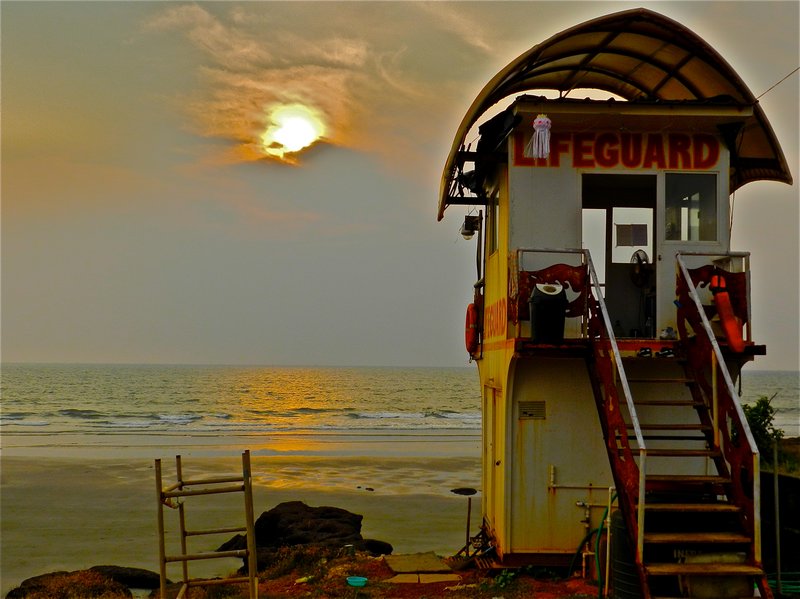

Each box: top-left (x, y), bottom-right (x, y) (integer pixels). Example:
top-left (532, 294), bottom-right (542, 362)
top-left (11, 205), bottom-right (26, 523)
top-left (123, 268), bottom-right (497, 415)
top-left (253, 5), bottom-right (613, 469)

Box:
top-left (641, 503), bottom-right (741, 513)
top-left (644, 531), bottom-right (751, 544)
top-left (642, 449), bottom-right (720, 458)
top-left (644, 562), bottom-right (763, 576)
top-left (627, 377), bottom-right (694, 384)
top-left (626, 424), bottom-right (711, 431)
top-left (633, 399), bottom-right (706, 407)
top-left (623, 423), bottom-right (712, 442)
top-left (646, 474), bottom-right (729, 485)
top-left (637, 436), bottom-right (708, 442)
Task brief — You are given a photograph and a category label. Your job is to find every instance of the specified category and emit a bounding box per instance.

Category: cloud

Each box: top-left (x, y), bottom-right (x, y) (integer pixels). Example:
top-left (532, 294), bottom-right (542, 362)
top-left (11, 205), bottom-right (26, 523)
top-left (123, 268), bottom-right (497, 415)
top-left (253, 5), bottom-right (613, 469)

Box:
top-left (142, 3), bottom-right (478, 169)
top-left (145, 4), bottom-right (273, 70)
top-left (412, 2), bottom-right (494, 53)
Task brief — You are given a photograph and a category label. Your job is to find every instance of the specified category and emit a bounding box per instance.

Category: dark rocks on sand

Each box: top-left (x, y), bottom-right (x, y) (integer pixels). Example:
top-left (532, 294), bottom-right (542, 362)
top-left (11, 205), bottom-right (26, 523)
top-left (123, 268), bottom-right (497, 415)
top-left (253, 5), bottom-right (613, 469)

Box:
top-left (5, 566), bottom-right (164, 598)
top-left (218, 500), bottom-right (393, 572)
top-left (5, 568), bottom-right (143, 599)
top-left (255, 500), bottom-right (363, 548)
top-left (88, 565), bottom-right (164, 589)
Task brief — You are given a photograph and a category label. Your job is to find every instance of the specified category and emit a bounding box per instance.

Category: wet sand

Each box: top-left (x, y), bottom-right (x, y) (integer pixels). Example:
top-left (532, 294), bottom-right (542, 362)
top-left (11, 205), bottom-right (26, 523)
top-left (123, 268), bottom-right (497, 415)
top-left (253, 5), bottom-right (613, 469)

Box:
top-left (0, 432), bottom-right (481, 595)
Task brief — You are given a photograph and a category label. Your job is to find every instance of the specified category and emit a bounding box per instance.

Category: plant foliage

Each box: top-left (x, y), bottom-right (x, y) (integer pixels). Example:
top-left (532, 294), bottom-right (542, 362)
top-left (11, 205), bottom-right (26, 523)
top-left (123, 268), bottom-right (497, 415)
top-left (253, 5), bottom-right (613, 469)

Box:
top-left (742, 394), bottom-right (783, 464)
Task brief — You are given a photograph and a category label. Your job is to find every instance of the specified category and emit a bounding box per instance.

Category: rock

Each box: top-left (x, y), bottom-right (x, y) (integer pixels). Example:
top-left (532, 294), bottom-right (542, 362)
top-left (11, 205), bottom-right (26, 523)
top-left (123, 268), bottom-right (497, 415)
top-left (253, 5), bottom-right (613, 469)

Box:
top-left (356, 538), bottom-right (394, 556)
top-left (89, 565), bottom-right (164, 589)
top-left (146, 580), bottom-right (225, 599)
top-left (254, 501), bottom-right (363, 548)
top-left (5, 572), bottom-right (69, 599)
top-left (5, 569), bottom-right (132, 598)
top-left (218, 501), bottom-right (393, 572)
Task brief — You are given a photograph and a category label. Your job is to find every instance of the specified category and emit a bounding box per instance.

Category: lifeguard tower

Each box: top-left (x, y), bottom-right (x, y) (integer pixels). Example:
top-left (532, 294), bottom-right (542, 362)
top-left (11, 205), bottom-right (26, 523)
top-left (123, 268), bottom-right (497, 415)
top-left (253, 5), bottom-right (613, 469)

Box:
top-left (438, 9), bottom-right (791, 598)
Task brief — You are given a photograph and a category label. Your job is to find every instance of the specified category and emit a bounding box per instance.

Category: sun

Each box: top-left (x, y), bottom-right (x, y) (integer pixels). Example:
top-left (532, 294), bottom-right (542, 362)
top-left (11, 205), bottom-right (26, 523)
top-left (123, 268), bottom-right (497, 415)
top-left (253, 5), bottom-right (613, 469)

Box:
top-left (261, 104), bottom-right (326, 160)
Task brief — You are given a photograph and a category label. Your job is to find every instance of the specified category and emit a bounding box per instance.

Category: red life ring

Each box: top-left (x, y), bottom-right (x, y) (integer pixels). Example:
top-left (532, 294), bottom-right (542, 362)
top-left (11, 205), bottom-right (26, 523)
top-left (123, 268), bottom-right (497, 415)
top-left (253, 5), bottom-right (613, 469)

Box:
top-left (465, 303), bottom-right (479, 355)
top-left (711, 274), bottom-right (745, 352)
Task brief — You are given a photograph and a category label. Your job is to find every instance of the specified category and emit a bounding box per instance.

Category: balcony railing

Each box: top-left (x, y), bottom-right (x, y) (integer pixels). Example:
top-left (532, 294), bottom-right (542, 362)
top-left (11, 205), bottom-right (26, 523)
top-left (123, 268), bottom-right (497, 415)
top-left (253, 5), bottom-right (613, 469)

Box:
top-left (509, 248), bottom-right (592, 341)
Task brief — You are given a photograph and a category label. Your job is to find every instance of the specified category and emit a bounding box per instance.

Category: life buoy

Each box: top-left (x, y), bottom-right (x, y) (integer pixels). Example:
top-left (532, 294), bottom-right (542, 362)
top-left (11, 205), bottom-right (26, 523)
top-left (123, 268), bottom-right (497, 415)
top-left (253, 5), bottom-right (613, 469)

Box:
top-left (465, 303), bottom-right (479, 355)
top-left (710, 274), bottom-right (745, 352)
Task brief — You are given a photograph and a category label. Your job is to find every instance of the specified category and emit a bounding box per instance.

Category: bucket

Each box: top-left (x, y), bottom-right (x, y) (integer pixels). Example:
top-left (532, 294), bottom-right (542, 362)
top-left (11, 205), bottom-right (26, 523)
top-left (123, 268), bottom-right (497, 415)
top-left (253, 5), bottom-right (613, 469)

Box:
top-left (529, 283), bottom-right (567, 344)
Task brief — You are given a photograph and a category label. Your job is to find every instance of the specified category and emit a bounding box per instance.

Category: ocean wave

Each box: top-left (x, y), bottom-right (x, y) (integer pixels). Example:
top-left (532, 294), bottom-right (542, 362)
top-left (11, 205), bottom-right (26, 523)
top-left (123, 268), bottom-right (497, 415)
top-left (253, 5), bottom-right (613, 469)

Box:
top-left (208, 412), bottom-right (233, 420)
top-left (1, 420), bottom-right (50, 427)
top-left (59, 409), bottom-right (105, 419)
top-left (157, 414), bottom-right (202, 425)
top-left (104, 419), bottom-right (156, 429)
top-left (1, 364), bottom-right (490, 437)
top-left (0, 412), bottom-right (37, 421)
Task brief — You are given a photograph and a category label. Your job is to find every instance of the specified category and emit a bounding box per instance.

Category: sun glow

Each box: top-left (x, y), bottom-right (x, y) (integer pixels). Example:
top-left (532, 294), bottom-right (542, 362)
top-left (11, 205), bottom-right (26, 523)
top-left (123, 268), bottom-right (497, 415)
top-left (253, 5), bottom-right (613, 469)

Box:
top-left (261, 104), bottom-right (326, 160)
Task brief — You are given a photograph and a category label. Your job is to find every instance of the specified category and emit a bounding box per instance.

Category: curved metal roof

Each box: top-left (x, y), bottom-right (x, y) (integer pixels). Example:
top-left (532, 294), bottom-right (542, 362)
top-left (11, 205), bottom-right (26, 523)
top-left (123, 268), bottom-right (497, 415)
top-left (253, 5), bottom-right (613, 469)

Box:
top-left (438, 7), bottom-right (792, 220)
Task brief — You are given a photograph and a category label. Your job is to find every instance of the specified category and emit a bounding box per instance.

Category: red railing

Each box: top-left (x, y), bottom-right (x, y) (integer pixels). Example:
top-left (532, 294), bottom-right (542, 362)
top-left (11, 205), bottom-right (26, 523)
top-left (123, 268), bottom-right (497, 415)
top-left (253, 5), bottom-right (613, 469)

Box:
top-left (675, 252), bottom-right (762, 564)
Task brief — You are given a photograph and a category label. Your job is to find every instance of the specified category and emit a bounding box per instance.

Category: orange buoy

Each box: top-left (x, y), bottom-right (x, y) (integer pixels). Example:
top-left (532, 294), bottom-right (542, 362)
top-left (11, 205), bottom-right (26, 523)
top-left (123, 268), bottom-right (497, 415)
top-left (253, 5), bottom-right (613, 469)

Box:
top-left (465, 303), bottom-right (479, 355)
top-left (710, 274), bottom-right (745, 352)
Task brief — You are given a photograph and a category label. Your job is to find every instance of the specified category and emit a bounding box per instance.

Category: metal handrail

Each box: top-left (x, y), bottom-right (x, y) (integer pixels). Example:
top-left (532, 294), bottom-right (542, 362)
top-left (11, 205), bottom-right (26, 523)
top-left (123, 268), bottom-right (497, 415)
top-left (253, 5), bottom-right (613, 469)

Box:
top-left (675, 250), bottom-right (752, 342)
top-left (675, 253), bottom-right (759, 454)
top-left (675, 252), bottom-right (761, 561)
top-left (585, 250), bottom-right (647, 560)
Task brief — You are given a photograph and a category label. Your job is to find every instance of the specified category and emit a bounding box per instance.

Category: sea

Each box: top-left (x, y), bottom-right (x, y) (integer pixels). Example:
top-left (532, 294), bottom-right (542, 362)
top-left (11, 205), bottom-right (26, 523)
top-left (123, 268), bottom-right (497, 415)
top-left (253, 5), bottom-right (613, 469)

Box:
top-left (0, 364), bottom-right (797, 443)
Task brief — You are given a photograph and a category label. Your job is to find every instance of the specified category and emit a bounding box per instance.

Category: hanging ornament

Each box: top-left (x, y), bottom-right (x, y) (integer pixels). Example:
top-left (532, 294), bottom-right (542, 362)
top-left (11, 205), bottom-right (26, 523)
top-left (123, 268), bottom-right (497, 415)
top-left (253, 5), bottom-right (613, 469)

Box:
top-left (524, 114), bottom-right (551, 159)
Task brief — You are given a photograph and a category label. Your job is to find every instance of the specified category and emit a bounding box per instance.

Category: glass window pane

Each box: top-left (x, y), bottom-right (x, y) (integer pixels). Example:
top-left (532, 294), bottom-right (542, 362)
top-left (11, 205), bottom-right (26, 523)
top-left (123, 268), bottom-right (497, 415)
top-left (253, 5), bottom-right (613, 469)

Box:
top-left (611, 207), bottom-right (652, 263)
top-left (665, 174), bottom-right (717, 241)
top-left (582, 208), bottom-right (606, 286)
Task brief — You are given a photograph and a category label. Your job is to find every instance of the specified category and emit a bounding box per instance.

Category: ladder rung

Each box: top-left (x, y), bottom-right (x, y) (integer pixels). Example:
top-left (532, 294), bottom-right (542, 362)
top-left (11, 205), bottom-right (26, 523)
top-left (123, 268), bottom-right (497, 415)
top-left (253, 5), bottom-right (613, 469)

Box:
top-left (185, 526), bottom-right (247, 537)
top-left (179, 475), bottom-right (245, 486)
top-left (645, 562), bottom-right (763, 576)
top-left (163, 484), bottom-right (245, 498)
top-left (644, 531), bottom-right (751, 544)
top-left (165, 549), bottom-right (248, 562)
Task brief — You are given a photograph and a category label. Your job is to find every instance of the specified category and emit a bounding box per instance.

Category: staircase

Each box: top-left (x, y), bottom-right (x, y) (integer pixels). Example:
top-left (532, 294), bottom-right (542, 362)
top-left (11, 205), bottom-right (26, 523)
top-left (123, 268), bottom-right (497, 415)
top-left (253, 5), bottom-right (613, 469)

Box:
top-left (583, 254), bottom-right (771, 599)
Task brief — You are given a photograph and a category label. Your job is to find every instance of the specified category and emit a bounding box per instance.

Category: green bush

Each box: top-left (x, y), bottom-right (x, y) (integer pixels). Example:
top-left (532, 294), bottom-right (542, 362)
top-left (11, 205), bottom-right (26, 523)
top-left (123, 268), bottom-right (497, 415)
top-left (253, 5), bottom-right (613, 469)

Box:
top-left (742, 395), bottom-right (783, 464)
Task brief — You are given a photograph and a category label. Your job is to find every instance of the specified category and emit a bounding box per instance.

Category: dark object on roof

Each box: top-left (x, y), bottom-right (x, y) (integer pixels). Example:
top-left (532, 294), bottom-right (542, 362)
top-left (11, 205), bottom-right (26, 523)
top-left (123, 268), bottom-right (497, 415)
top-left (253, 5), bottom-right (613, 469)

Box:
top-left (438, 7), bottom-right (792, 220)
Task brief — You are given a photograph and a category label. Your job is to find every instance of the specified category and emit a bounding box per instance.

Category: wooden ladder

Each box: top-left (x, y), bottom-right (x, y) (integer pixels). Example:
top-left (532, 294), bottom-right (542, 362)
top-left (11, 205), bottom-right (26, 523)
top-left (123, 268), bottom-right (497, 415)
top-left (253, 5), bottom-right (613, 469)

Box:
top-left (155, 450), bottom-right (258, 599)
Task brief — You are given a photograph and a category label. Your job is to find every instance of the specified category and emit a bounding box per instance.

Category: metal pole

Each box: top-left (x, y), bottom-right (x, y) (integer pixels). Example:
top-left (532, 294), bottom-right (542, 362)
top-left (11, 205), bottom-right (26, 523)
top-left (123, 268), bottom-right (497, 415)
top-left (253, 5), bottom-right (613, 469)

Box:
top-left (465, 497), bottom-right (472, 551)
top-left (712, 351), bottom-right (719, 449)
top-left (605, 488), bottom-right (613, 599)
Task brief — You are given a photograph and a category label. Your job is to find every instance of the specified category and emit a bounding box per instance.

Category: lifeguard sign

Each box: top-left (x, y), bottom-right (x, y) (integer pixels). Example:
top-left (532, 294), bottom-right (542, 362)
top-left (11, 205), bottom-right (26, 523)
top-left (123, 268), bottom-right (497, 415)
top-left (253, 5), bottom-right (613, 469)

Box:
top-left (437, 8), bottom-right (791, 598)
top-left (513, 131), bottom-right (720, 170)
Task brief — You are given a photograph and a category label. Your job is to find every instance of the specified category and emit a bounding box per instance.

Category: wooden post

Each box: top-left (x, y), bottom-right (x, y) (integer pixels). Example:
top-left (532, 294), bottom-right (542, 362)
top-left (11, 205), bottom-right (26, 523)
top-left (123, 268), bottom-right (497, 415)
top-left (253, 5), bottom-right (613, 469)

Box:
top-left (242, 450), bottom-right (259, 598)
top-left (176, 455), bottom-right (189, 591)
top-left (155, 459), bottom-right (167, 599)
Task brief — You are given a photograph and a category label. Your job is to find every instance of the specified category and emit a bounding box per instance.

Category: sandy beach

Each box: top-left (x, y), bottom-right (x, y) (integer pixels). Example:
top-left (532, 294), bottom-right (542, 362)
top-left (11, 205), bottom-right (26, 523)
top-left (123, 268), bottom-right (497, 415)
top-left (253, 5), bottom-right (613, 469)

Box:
top-left (0, 431), bottom-right (482, 596)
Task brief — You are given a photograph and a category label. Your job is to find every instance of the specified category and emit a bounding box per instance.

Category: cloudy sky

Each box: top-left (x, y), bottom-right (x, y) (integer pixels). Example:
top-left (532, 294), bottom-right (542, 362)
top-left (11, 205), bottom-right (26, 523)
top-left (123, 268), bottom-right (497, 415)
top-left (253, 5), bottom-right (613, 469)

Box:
top-left (2, 1), bottom-right (798, 369)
